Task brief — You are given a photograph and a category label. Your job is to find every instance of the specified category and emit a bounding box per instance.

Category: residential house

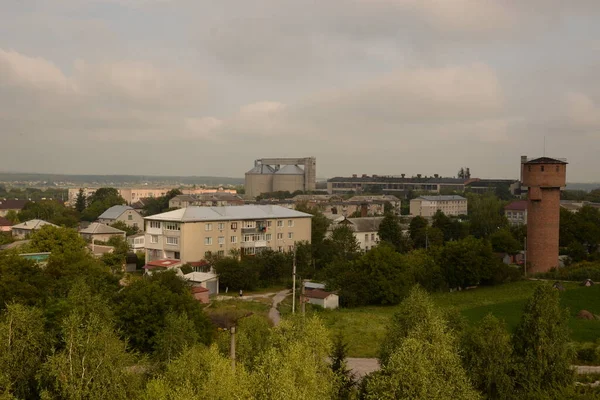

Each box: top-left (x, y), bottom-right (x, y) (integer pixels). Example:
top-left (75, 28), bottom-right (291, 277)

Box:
top-left (142, 259), bottom-right (183, 276)
top-left (0, 217), bottom-right (12, 232)
top-left (87, 244), bottom-right (115, 258)
top-left (79, 222), bottom-right (126, 243)
top-left (127, 233), bottom-right (146, 252)
top-left (191, 286), bottom-right (210, 303)
top-left (0, 199), bottom-right (27, 217)
top-left (347, 195), bottom-right (401, 211)
top-left (329, 216), bottom-right (384, 251)
top-left (98, 205), bottom-right (144, 230)
top-left (305, 289), bottom-right (339, 309)
top-left (144, 205), bottom-right (312, 263)
top-left (11, 219), bottom-right (57, 239)
top-left (409, 195), bottom-right (468, 217)
top-left (504, 200), bottom-right (528, 226)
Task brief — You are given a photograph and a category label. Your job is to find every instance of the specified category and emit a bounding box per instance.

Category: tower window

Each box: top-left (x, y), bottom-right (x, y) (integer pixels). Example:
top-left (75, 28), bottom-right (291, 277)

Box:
top-left (541, 166), bottom-right (545, 172)
top-left (556, 165), bottom-right (559, 172)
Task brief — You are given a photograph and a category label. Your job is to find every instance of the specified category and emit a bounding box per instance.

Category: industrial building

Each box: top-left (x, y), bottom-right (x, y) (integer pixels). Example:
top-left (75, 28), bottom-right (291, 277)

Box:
top-left (245, 157), bottom-right (316, 198)
top-left (521, 156), bottom-right (567, 274)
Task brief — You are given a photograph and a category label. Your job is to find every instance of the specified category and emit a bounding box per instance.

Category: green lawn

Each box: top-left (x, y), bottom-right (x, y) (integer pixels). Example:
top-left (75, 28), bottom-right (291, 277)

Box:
top-left (311, 281), bottom-right (600, 358)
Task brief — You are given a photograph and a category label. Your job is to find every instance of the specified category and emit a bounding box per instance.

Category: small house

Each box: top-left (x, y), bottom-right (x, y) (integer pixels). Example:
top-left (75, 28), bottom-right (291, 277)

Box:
top-left (143, 259), bottom-right (183, 276)
top-left (98, 205), bottom-right (143, 230)
top-left (11, 219), bottom-right (58, 239)
top-left (305, 289), bottom-right (339, 310)
top-left (79, 222), bottom-right (126, 243)
top-left (191, 286), bottom-right (210, 304)
top-left (184, 271), bottom-right (219, 295)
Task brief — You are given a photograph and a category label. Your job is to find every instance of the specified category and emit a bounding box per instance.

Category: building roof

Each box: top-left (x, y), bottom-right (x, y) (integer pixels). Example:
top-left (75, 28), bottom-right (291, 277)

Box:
top-left (304, 281), bottom-right (326, 290)
top-left (348, 195), bottom-right (400, 202)
top-left (292, 194), bottom-right (341, 202)
top-left (184, 271), bottom-right (218, 283)
top-left (11, 219), bottom-right (57, 230)
top-left (171, 194), bottom-right (197, 202)
top-left (144, 259), bottom-right (182, 269)
top-left (0, 217), bottom-right (12, 227)
top-left (416, 195), bottom-right (467, 201)
top-left (504, 200), bottom-right (528, 211)
top-left (246, 164), bottom-right (276, 175)
top-left (338, 217), bottom-right (385, 232)
top-left (305, 289), bottom-right (335, 299)
top-left (524, 157), bottom-right (568, 165)
top-left (275, 165), bottom-right (304, 175)
top-left (328, 176), bottom-right (467, 184)
top-left (80, 222), bottom-right (126, 235)
top-left (98, 205), bottom-right (134, 220)
top-left (0, 199), bottom-right (27, 210)
top-left (88, 244), bottom-right (114, 255)
top-left (145, 205), bottom-right (312, 222)
top-left (191, 286), bottom-right (210, 294)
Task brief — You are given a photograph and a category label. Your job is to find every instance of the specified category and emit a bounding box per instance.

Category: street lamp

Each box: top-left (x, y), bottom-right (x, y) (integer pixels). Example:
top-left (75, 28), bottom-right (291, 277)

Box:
top-left (229, 312), bottom-right (253, 370)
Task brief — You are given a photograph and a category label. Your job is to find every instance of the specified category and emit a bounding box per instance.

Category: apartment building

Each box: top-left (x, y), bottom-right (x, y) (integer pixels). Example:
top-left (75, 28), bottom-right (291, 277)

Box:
top-left (409, 195), bottom-right (468, 217)
top-left (144, 205), bottom-right (312, 263)
top-left (327, 175), bottom-right (468, 196)
top-left (68, 187), bottom-right (238, 205)
top-left (504, 200), bottom-right (528, 226)
top-left (328, 216), bottom-right (384, 251)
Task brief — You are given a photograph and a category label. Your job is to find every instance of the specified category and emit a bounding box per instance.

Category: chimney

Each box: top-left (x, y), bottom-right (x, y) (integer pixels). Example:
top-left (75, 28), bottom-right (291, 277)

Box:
top-left (361, 203), bottom-right (368, 218)
top-left (362, 174), bottom-right (368, 178)
top-left (352, 174), bottom-right (357, 178)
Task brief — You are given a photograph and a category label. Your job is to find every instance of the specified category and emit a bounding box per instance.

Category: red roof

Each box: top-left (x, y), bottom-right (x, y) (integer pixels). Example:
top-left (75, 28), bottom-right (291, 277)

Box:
top-left (0, 217), bottom-right (12, 227)
top-left (0, 200), bottom-right (27, 210)
top-left (305, 289), bottom-right (334, 299)
top-left (143, 259), bottom-right (181, 269)
top-left (189, 260), bottom-right (209, 267)
top-left (504, 200), bottom-right (527, 211)
top-left (191, 286), bottom-right (209, 294)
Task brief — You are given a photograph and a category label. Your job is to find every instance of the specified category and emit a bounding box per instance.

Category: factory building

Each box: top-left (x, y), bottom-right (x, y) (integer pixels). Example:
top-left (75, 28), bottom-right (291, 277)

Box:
top-left (245, 157), bottom-right (316, 198)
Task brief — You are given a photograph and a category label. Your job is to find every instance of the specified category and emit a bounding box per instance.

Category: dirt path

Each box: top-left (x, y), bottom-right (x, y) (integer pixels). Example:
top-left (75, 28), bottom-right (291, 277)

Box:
top-left (269, 289), bottom-right (290, 326)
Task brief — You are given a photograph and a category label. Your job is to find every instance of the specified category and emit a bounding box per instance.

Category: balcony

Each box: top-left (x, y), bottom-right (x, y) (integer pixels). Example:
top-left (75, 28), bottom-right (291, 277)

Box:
top-left (241, 225), bottom-right (268, 234)
top-left (240, 240), bottom-right (268, 248)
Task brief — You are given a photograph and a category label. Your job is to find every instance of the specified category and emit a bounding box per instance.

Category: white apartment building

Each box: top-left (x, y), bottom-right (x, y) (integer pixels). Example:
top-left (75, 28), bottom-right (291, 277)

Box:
top-left (328, 217), bottom-right (384, 251)
top-left (144, 205), bottom-right (312, 263)
top-left (409, 195), bottom-right (468, 217)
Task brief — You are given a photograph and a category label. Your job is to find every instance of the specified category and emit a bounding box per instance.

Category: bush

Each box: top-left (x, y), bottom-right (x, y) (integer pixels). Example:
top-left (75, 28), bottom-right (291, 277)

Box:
top-left (538, 261), bottom-right (600, 282)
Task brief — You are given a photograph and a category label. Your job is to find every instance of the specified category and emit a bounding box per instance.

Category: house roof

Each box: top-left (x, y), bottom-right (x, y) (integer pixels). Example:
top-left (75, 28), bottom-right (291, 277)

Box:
top-left (191, 286), bottom-right (210, 294)
top-left (304, 281), bottom-right (326, 290)
top-left (504, 200), bottom-right (528, 211)
top-left (524, 157), bottom-right (568, 165)
top-left (347, 195), bottom-right (400, 202)
top-left (0, 240), bottom-right (30, 250)
top-left (79, 222), bottom-right (126, 235)
top-left (145, 205), bottom-right (312, 222)
top-left (145, 259), bottom-right (181, 268)
top-left (0, 217), bottom-right (12, 227)
top-left (417, 195), bottom-right (467, 201)
top-left (98, 205), bottom-right (133, 220)
top-left (11, 219), bottom-right (57, 230)
top-left (0, 199), bottom-right (27, 210)
top-left (341, 217), bottom-right (385, 232)
top-left (88, 244), bottom-right (114, 255)
top-left (305, 289), bottom-right (335, 299)
top-left (185, 271), bottom-right (218, 283)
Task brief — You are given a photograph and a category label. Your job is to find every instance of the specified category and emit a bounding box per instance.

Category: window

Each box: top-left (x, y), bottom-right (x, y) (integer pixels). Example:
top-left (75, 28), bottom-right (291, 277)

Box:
top-left (371, 233), bottom-right (375, 241)
top-left (204, 237), bottom-right (213, 245)
top-left (149, 221), bottom-right (161, 229)
top-left (288, 220), bottom-right (294, 227)
top-left (231, 222), bottom-right (238, 229)
top-left (174, 252), bottom-right (180, 259)
top-left (277, 220), bottom-right (283, 227)
top-left (133, 222), bottom-right (138, 228)
top-left (246, 247), bottom-right (256, 255)
top-left (288, 245), bottom-right (294, 252)
top-left (218, 236), bottom-right (225, 245)
top-left (165, 222), bottom-right (180, 231)
top-left (288, 232), bottom-right (293, 239)
top-left (277, 233), bottom-right (283, 240)
top-left (150, 235), bottom-right (158, 244)
top-left (243, 221), bottom-right (255, 228)
top-left (365, 234), bottom-right (369, 241)
top-left (205, 251), bottom-right (212, 257)
top-left (231, 236), bottom-right (237, 243)
top-left (266, 233), bottom-right (272, 241)
top-left (267, 221), bottom-right (272, 227)
top-left (166, 237), bottom-right (179, 245)
top-left (217, 250), bottom-right (225, 256)
top-left (278, 246), bottom-right (283, 252)
top-left (128, 214), bottom-right (133, 221)
top-left (205, 223), bottom-right (213, 231)
top-left (541, 166), bottom-right (545, 172)
top-left (244, 235), bottom-right (253, 242)
top-left (218, 222), bottom-right (225, 230)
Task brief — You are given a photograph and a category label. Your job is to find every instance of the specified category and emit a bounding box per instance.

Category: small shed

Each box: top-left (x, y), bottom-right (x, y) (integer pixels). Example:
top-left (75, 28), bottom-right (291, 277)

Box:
top-left (581, 279), bottom-right (595, 287)
top-left (143, 259), bottom-right (183, 276)
top-left (552, 281), bottom-right (566, 291)
top-left (184, 271), bottom-right (219, 295)
top-left (191, 286), bottom-right (210, 304)
top-left (305, 289), bottom-right (339, 310)
top-left (125, 253), bottom-right (138, 272)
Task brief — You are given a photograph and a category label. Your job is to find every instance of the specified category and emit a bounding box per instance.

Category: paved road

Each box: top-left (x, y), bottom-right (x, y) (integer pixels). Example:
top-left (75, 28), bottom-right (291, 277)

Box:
top-left (269, 289), bottom-right (290, 326)
top-left (346, 359), bottom-right (600, 378)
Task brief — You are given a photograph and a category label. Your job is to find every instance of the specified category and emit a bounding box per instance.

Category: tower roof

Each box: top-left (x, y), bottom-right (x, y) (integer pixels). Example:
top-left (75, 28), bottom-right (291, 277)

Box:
top-left (524, 157), bottom-right (567, 165)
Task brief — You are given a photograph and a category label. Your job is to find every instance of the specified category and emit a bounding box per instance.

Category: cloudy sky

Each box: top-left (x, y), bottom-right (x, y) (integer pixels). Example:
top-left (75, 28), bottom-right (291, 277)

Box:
top-left (1, 1), bottom-right (599, 181)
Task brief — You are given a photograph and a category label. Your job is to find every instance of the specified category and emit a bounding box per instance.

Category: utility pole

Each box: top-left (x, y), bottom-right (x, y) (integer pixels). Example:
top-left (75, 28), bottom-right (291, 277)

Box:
top-left (301, 279), bottom-right (306, 317)
top-left (292, 247), bottom-right (297, 314)
top-left (524, 237), bottom-right (527, 277)
top-left (230, 326), bottom-right (236, 370)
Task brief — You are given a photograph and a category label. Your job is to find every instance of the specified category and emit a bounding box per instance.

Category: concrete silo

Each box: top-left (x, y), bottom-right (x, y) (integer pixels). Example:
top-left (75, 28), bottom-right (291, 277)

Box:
top-left (273, 165), bottom-right (305, 193)
top-left (245, 164), bottom-right (275, 198)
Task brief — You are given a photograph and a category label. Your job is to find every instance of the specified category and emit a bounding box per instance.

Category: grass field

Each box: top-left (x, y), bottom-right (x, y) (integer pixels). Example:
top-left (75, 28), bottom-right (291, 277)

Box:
top-left (309, 280), bottom-right (600, 358)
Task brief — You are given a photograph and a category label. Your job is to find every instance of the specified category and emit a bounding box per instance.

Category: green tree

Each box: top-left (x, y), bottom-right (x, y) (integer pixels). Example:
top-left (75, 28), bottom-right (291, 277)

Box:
top-left (0, 304), bottom-right (49, 399)
top-left (467, 193), bottom-right (508, 238)
top-left (378, 212), bottom-right (409, 252)
top-left (331, 333), bottom-right (355, 400)
top-left (82, 188), bottom-right (126, 221)
top-left (490, 228), bottom-right (521, 254)
top-left (114, 270), bottom-right (212, 354)
top-left (154, 312), bottom-right (200, 363)
top-left (409, 216), bottom-right (429, 248)
top-left (18, 200), bottom-right (79, 228)
top-left (461, 314), bottom-right (514, 399)
top-left (26, 225), bottom-right (88, 260)
top-left (214, 256), bottom-right (259, 291)
top-left (3, 210), bottom-right (19, 225)
top-left (437, 236), bottom-right (499, 288)
top-left (109, 220), bottom-right (139, 236)
top-left (512, 285), bottom-right (574, 395)
top-left (142, 189), bottom-right (183, 216)
top-left (326, 225), bottom-right (361, 261)
top-left (404, 249), bottom-right (445, 292)
top-left (75, 188), bottom-right (87, 213)
top-left (368, 287), bottom-right (478, 400)
top-left (0, 253), bottom-right (49, 310)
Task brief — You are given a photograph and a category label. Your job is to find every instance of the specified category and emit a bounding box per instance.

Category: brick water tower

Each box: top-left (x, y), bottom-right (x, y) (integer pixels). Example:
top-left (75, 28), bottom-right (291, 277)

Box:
top-left (521, 156), bottom-right (567, 274)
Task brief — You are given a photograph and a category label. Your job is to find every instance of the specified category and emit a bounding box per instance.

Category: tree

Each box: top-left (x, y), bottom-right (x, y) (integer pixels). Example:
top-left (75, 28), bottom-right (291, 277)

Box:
top-left (368, 287), bottom-right (478, 400)
top-left (404, 249), bottom-right (445, 292)
top-left (0, 304), bottom-right (49, 399)
top-left (75, 188), bottom-right (87, 213)
top-left (461, 314), bottom-right (514, 399)
top-left (490, 228), bottom-right (521, 254)
top-left (467, 193), bottom-right (508, 238)
top-left (3, 210), bottom-right (18, 225)
top-left (512, 285), bottom-right (574, 395)
top-left (18, 200), bottom-right (79, 228)
top-left (142, 189), bottom-right (183, 216)
top-left (214, 256), bottom-right (259, 291)
top-left (82, 188), bottom-right (126, 221)
top-left (378, 212), bottom-right (408, 252)
top-left (41, 311), bottom-right (140, 400)
top-left (331, 333), bottom-right (355, 400)
top-left (409, 216), bottom-right (429, 248)
top-left (109, 220), bottom-right (139, 236)
top-left (114, 270), bottom-right (212, 354)
top-left (154, 312), bottom-right (200, 363)
top-left (26, 225), bottom-right (88, 260)
top-left (437, 236), bottom-right (499, 288)
top-left (325, 225), bottom-right (361, 261)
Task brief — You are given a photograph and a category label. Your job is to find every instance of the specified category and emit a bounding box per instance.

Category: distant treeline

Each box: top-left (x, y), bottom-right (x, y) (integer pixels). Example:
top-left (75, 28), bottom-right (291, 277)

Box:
top-left (0, 172), bottom-right (244, 186)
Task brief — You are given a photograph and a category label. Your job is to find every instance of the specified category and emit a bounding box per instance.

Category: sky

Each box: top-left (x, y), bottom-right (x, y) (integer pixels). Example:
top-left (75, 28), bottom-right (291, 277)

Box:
top-left (1, 1), bottom-right (599, 181)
